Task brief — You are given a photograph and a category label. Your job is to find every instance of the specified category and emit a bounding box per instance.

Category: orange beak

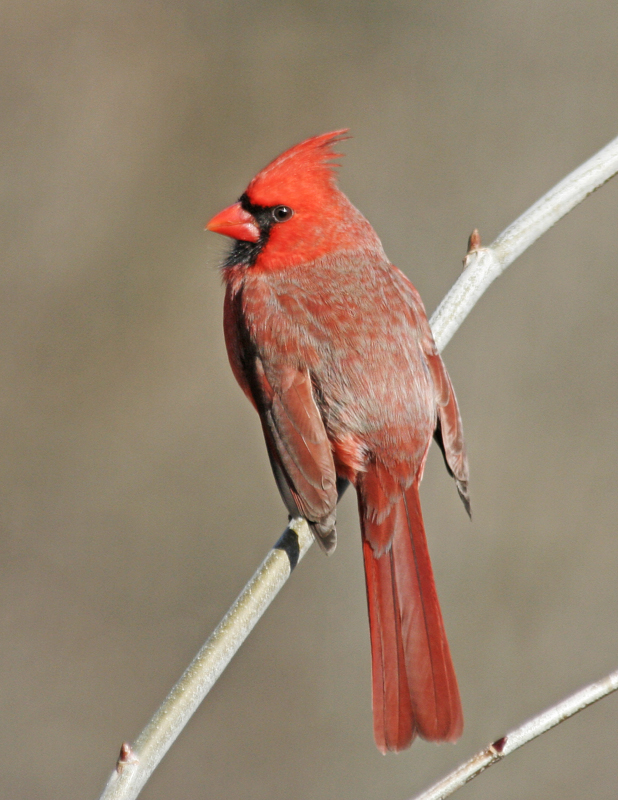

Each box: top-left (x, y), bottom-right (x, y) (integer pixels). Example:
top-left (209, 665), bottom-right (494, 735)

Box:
top-left (205, 201), bottom-right (260, 243)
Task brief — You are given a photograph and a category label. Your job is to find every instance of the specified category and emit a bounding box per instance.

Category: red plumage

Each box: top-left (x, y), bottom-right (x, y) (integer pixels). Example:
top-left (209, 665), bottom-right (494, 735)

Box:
top-left (207, 131), bottom-right (469, 752)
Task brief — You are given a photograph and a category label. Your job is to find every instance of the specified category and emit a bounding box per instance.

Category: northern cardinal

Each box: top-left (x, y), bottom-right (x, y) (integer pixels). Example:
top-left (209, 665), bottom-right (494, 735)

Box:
top-left (206, 131), bottom-right (470, 752)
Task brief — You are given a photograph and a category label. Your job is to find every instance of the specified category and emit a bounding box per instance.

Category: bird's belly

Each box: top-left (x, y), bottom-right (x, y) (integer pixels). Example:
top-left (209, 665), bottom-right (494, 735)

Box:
top-left (318, 359), bottom-right (436, 477)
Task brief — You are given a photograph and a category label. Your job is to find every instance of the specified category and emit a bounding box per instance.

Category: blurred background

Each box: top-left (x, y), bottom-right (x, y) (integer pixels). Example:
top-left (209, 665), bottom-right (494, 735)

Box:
top-left (2, 1), bottom-right (618, 798)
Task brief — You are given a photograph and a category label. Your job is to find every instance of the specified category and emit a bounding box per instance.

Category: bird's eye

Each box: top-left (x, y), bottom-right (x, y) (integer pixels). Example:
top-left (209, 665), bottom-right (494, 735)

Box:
top-left (272, 205), bottom-right (294, 223)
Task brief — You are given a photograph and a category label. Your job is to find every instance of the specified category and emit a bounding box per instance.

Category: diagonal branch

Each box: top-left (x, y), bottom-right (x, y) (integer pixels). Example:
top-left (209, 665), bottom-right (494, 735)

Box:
top-left (431, 133), bottom-right (618, 351)
top-left (408, 669), bottom-right (618, 800)
top-left (97, 133), bottom-right (618, 800)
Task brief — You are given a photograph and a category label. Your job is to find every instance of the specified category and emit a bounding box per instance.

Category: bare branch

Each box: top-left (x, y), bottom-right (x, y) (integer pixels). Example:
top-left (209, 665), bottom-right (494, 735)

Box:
top-left (98, 519), bottom-right (314, 800)
top-left (431, 134), bottom-right (618, 350)
top-left (97, 133), bottom-right (618, 800)
top-left (409, 670), bottom-right (618, 800)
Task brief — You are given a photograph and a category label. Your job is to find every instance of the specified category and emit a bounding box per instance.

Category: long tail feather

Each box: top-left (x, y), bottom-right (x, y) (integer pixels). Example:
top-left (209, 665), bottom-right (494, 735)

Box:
top-left (360, 477), bottom-right (462, 751)
top-left (363, 530), bottom-right (414, 752)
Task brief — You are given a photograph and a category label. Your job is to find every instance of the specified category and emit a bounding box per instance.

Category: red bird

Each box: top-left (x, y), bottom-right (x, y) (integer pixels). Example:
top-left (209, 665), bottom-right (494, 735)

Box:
top-left (207, 131), bottom-right (470, 752)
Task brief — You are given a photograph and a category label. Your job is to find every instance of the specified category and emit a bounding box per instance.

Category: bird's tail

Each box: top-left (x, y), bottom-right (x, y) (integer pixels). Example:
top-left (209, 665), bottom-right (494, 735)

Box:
top-left (359, 471), bottom-right (462, 752)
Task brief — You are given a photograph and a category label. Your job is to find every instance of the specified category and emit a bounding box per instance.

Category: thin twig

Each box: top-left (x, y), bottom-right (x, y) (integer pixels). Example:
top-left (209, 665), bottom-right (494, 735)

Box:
top-left (409, 669), bottom-right (618, 800)
top-left (97, 133), bottom-right (618, 800)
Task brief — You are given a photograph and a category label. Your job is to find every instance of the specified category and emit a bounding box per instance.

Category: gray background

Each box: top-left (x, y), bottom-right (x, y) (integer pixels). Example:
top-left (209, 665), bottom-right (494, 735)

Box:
top-left (2, 2), bottom-right (618, 798)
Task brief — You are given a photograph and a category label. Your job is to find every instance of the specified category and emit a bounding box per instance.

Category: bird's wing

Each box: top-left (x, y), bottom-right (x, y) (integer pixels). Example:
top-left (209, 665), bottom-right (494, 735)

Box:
top-left (422, 340), bottom-right (470, 515)
top-left (252, 358), bottom-right (339, 551)
top-left (224, 285), bottom-right (338, 546)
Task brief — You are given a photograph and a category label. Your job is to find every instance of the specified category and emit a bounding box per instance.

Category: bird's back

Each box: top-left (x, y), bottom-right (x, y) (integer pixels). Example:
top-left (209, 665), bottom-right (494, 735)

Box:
top-left (239, 247), bottom-right (438, 474)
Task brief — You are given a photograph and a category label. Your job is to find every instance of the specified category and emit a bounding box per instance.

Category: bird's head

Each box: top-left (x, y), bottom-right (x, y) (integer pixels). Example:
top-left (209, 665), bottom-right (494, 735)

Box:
top-left (206, 130), bottom-right (380, 270)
